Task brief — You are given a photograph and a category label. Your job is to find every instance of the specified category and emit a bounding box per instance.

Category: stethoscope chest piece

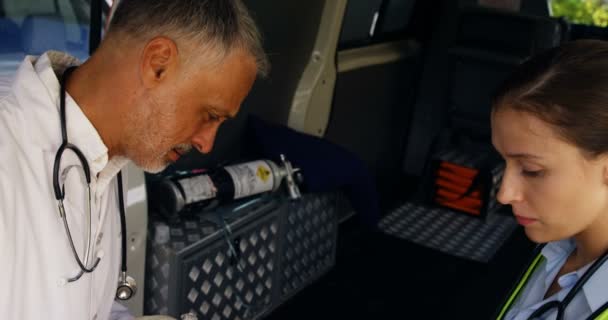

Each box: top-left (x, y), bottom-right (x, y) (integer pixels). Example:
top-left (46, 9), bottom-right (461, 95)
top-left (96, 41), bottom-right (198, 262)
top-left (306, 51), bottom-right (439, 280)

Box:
top-left (116, 271), bottom-right (137, 301)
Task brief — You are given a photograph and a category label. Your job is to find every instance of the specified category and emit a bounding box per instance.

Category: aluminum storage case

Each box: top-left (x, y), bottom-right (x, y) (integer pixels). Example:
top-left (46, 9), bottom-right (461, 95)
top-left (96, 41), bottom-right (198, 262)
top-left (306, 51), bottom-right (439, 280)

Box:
top-left (144, 192), bottom-right (339, 319)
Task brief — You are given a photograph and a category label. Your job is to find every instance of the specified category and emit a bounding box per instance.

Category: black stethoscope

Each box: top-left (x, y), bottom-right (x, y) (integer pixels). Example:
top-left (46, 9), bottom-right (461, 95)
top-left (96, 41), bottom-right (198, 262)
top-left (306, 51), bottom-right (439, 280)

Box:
top-left (524, 244), bottom-right (608, 320)
top-left (53, 66), bottom-right (136, 301)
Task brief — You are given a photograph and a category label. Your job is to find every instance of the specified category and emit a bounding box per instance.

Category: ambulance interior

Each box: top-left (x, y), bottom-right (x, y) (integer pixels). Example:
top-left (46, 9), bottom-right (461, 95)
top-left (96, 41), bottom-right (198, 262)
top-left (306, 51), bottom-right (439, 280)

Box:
top-left (2, 0), bottom-right (606, 318)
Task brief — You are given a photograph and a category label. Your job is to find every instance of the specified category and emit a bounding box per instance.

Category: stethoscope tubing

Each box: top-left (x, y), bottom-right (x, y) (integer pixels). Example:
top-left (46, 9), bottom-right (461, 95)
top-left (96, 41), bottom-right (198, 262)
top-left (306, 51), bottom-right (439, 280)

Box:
top-left (53, 66), bottom-right (129, 285)
top-left (526, 245), bottom-right (608, 320)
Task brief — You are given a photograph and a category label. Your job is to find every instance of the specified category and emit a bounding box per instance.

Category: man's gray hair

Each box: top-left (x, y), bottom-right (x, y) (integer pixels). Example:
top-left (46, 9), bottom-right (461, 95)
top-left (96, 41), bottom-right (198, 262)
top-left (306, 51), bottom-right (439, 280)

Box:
top-left (107, 0), bottom-right (269, 77)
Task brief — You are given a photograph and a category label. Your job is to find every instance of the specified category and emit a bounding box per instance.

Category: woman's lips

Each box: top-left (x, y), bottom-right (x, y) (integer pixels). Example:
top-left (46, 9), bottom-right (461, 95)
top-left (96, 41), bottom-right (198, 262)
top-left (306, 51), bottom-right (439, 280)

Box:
top-left (514, 215), bottom-right (537, 226)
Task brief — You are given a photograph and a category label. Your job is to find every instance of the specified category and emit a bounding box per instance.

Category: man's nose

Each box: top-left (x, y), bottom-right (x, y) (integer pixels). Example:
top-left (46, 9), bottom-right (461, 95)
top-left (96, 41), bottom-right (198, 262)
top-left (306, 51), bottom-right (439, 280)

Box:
top-left (191, 124), bottom-right (220, 154)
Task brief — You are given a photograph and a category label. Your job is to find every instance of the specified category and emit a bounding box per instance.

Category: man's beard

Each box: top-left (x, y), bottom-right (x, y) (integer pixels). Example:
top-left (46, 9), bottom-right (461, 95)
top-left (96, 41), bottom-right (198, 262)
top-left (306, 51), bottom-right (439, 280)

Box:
top-left (124, 93), bottom-right (183, 173)
top-left (128, 143), bottom-right (193, 174)
top-left (128, 147), bottom-right (171, 173)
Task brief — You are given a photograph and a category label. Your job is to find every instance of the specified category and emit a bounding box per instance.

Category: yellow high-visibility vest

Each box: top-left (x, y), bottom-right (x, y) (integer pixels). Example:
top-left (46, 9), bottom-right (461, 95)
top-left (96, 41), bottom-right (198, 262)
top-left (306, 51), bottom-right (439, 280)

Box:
top-left (496, 251), bottom-right (608, 320)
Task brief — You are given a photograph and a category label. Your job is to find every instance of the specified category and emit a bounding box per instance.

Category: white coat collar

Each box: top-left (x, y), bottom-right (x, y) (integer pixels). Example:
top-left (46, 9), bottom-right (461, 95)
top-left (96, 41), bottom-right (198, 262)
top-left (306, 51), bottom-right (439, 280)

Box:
top-left (542, 239), bottom-right (608, 312)
top-left (12, 51), bottom-right (127, 188)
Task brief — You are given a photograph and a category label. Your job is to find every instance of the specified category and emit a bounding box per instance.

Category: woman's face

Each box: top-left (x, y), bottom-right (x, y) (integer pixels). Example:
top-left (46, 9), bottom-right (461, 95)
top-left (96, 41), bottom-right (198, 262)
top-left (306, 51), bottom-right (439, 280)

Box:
top-left (491, 108), bottom-right (608, 243)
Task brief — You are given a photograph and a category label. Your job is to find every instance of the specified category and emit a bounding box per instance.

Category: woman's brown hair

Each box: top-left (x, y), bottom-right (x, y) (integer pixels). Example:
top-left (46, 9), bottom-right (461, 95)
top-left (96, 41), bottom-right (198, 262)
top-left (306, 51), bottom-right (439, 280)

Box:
top-left (493, 39), bottom-right (608, 157)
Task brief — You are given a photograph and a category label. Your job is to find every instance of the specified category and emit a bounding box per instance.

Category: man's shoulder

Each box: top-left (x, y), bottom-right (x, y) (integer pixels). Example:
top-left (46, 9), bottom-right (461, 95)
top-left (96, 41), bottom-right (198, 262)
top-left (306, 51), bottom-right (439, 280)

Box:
top-left (0, 82), bottom-right (59, 148)
top-left (0, 53), bottom-right (59, 140)
top-left (0, 93), bottom-right (51, 176)
top-left (0, 92), bottom-right (26, 145)
top-left (0, 91), bottom-right (19, 130)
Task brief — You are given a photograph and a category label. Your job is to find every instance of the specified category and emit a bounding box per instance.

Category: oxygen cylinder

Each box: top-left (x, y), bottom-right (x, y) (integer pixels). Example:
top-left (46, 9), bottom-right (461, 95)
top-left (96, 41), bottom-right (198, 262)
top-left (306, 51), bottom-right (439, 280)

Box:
top-left (150, 158), bottom-right (298, 219)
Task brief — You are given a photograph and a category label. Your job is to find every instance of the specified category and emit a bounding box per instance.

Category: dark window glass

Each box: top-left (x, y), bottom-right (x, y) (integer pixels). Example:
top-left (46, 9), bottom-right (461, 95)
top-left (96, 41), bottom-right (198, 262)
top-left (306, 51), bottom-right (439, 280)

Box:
top-left (339, 0), bottom-right (383, 48)
top-left (0, 0), bottom-right (92, 95)
top-left (377, 0), bottom-right (416, 36)
top-left (339, 0), bottom-right (416, 49)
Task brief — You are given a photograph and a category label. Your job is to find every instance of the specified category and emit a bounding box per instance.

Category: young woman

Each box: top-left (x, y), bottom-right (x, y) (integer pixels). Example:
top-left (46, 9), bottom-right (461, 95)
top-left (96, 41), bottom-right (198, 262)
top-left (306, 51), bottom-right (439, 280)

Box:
top-left (492, 40), bottom-right (608, 320)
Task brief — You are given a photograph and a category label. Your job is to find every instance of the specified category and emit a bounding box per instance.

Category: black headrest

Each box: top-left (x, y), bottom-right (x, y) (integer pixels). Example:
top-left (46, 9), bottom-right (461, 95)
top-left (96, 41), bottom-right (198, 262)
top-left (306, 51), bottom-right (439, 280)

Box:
top-left (455, 6), bottom-right (565, 59)
top-left (445, 7), bottom-right (568, 137)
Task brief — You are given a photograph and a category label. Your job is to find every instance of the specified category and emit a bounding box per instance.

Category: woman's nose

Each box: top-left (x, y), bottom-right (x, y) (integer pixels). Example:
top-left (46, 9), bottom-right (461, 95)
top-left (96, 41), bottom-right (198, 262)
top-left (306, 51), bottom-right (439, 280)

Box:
top-left (496, 169), bottom-right (523, 205)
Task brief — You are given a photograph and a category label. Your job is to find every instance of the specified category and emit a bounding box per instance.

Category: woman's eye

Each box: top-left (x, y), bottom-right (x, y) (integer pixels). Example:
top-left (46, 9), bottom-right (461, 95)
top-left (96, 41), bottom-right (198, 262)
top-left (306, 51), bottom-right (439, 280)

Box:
top-left (521, 169), bottom-right (543, 178)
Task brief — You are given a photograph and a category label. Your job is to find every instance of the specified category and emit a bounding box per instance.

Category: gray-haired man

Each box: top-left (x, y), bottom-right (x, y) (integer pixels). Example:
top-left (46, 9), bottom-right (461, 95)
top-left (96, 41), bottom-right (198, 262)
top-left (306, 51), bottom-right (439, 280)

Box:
top-left (0, 1), bottom-right (268, 319)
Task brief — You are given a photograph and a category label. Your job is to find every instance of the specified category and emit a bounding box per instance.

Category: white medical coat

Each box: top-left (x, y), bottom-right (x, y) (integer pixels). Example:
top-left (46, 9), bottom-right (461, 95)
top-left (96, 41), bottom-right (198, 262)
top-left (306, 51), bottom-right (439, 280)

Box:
top-left (0, 51), bottom-right (128, 320)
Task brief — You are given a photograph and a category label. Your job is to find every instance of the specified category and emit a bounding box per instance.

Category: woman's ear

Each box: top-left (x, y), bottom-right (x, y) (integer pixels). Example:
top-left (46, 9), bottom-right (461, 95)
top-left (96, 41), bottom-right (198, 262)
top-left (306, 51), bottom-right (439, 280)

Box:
top-left (601, 156), bottom-right (608, 186)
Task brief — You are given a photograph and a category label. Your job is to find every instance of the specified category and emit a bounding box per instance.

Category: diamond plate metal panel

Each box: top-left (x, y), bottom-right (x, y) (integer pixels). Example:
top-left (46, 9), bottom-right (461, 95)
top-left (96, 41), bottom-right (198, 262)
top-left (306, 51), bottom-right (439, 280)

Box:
top-left (378, 202), bottom-right (516, 263)
top-left (180, 214), bottom-right (278, 320)
top-left (279, 193), bottom-right (338, 300)
top-left (145, 240), bottom-right (172, 315)
top-left (145, 217), bottom-right (219, 316)
top-left (145, 193), bottom-right (339, 319)
top-left (145, 196), bottom-right (281, 319)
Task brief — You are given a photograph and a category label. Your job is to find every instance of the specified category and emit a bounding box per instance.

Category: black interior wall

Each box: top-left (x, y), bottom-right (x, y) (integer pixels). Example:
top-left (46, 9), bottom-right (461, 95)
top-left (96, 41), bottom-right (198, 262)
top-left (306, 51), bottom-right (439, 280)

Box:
top-left (168, 0), bottom-right (326, 171)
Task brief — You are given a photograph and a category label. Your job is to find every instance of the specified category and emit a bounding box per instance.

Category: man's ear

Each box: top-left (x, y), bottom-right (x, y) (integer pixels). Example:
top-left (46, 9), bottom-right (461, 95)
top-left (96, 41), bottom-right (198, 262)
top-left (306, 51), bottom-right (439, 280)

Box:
top-left (140, 36), bottom-right (178, 89)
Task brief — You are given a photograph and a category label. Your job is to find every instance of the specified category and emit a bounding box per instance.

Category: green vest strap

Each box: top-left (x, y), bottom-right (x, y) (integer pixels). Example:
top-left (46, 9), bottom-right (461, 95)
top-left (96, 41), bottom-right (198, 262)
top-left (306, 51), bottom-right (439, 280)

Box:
top-left (496, 253), bottom-right (544, 320)
top-left (591, 303), bottom-right (608, 320)
top-left (496, 252), bottom-right (608, 320)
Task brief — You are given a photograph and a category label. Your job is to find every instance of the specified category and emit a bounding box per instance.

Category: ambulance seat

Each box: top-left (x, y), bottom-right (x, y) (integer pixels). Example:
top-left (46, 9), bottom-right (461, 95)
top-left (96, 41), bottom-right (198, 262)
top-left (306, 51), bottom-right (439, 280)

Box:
top-left (402, 5), bottom-right (568, 179)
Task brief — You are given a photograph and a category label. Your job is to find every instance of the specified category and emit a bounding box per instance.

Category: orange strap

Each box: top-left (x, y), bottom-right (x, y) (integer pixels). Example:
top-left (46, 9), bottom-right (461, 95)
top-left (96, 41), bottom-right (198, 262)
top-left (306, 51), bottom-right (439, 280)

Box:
top-left (436, 169), bottom-right (474, 188)
top-left (439, 161), bottom-right (478, 179)
top-left (435, 178), bottom-right (482, 197)
top-left (436, 189), bottom-right (482, 206)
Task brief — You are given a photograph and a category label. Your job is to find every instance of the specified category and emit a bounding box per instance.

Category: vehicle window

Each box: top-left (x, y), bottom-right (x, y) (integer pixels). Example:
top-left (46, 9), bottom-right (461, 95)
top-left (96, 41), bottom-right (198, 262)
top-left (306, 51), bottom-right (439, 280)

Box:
top-left (0, 0), bottom-right (92, 96)
top-left (549, 0), bottom-right (608, 27)
top-left (339, 0), bottom-right (383, 48)
top-left (1, 0), bottom-right (91, 59)
top-left (339, 0), bottom-right (415, 49)
top-left (377, 0), bottom-right (416, 37)
top-left (478, 0), bottom-right (521, 11)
